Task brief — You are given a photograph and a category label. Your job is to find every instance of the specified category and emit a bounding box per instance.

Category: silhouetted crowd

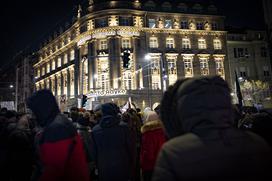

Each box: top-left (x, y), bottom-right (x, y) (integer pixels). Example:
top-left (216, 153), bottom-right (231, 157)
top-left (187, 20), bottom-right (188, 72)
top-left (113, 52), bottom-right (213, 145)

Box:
top-left (0, 76), bottom-right (272, 181)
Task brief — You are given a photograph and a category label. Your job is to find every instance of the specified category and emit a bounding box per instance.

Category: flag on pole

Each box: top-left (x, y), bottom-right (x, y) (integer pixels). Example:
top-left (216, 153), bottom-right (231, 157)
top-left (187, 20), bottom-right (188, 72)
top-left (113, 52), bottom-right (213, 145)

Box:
top-left (235, 71), bottom-right (243, 110)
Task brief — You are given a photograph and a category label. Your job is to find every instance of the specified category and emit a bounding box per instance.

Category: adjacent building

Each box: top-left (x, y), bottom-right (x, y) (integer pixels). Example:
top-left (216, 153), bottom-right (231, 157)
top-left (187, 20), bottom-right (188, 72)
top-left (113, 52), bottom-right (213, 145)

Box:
top-left (263, 0), bottom-right (272, 66)
top-left (33, 0), bottom-right (229, 110)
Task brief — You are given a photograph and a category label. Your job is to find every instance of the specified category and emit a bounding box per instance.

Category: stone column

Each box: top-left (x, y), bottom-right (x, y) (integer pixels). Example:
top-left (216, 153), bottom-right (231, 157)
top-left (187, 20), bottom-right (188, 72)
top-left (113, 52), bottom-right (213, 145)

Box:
top-left (88, 40), bottom-right (96, 89)
top-left (193, 56), bottom-right (201, 76)
top-left (209, 58), bottom-right (217, 76)
top-left (54, 74), bottom-right (58, 96)
top-left (74, 47), bottom-right (80, 96)
top-left (109, 36), bottom-right (121, 89)
top-left (177, 55), bottom-right (185, 79)
top-left (133, 36), bottom-right (140, 89)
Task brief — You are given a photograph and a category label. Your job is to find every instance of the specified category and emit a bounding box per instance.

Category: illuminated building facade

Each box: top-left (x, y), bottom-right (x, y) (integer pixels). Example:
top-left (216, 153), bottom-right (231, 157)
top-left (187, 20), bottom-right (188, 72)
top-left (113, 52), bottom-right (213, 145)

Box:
top-left (33, 0), bottom-right (229, 110)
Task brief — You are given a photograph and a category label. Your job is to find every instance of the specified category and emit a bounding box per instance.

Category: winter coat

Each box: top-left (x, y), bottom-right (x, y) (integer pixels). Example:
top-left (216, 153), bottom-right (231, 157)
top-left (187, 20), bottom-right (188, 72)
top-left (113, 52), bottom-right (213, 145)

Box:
top-left (140, 119), bottom-right (165, 171)
top-left (153, 76), bottom-right (272, 181)
top-left (27, 90), bottom-right (90, 181)
top-left (90, 103), bottom-right (133, 181)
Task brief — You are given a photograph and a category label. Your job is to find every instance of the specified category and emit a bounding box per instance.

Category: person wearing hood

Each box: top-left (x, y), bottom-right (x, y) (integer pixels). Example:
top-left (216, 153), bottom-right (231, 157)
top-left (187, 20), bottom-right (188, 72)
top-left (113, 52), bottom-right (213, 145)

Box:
top-left (153, 76), bottom-right (272, 181)
top-left (90, 103), bottom-right (133, 181)
top-left (140, 111), bottom-right (165, 181)
top-left (27, 89), bottom-right (90, 181)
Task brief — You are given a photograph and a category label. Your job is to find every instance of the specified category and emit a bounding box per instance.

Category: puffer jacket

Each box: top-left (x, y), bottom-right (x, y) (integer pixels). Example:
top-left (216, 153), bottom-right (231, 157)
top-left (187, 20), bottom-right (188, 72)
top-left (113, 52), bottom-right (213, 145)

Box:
top-left (153, 76), bottom-right (272, 181)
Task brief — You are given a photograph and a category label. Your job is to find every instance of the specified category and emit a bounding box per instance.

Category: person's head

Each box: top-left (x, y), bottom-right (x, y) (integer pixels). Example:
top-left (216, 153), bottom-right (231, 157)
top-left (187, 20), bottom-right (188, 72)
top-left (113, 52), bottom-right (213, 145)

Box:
top-left (27, 89), bottom-right (60, 127)
top-left (17, 114), bottom-right (31, 130)
top-left (143, 111), bottom-right (160, 123)
top-left (160, 76), bottom-right (233, 139)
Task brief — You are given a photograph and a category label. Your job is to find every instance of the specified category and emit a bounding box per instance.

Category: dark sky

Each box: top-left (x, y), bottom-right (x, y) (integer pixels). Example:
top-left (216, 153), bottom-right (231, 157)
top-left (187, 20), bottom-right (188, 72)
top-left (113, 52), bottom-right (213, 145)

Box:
top-left (0, 0), bottom-right (265, 71)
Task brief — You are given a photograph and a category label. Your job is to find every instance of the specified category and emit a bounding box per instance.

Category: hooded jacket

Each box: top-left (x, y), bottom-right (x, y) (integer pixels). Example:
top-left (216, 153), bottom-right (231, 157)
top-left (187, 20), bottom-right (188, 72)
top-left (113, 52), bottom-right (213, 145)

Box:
top-left (140, 111), bottom-right (166, 171)
top-left (27, 90), bottom-right (90, 181)
top-left (153, 76), bottom-right (272, 181)
top-left (90, 103), bottom-right (133, 181)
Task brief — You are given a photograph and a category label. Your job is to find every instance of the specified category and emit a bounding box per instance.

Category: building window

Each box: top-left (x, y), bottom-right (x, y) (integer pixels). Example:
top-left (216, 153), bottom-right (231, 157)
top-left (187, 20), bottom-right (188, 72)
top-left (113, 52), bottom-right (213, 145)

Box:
top-left (123, 71), bottom-right (133, 90)
top-left (198, 38), bottom-right (207, 49)
top-left (57, 75), bottom-right (61, 96)
top-left (196, 22), bottom-right (204, 30)
top-left (148, 19), bottom-right (156, 28)
top-left (181, 21), bottom-right (189, 29)
top-left (261, 47), bottom-right (267, 57)
top-left (42, 67), bottom-right (45, 76)
top-left (52, 60), bottom-right (56, 70)
top-left (239, 67), bottom-right (247, 77)
top-left (263, 66), bottom-right (270, 77)
top-left (63, 73), bottom-right (67, 96)
top-left (47, 63), bottom-right (50, 73)
top-left (119, 17), bottom-right (133, 26)
top-left (70, 50), bottom-right (75, 60)
top-left (70, 69), bottom-right (74, 98)
top-left (149, 37), bottom-right (158, 48)
top-left (95, 18), bottom-right (108, 28)
top-left (215, 58), bottom-right (225, 78)
top-left (151, 57), bottom-right (161, 90)
top-left (212, 23), bottom-right (218, 30)
top-left (166, 37), bottom-right (175, 49)
top-left (214, 39), bottom-right (222, 50)
top-left (122, 39), bottom-right (131, 49)
top-left (100, 40), bottom-right (108, 50)
top-left (57, 57), bottom-right (61, 68)
top-left (199, 58), bottom-right (209, 75)
top-left (167, 57), bottom-right (177, 85)
top-left (183, 57), bottom-right (193, 78)
top-left (97, 57), bottom-right (110, 90)
top-left (234, 48), bottom-right (249, 58)
top-left (63, 54), bottom-right (68, 64)
top-left (182, 38), bottom-right (191, 49)
top-left (164, 19), bottom-right (172, 29)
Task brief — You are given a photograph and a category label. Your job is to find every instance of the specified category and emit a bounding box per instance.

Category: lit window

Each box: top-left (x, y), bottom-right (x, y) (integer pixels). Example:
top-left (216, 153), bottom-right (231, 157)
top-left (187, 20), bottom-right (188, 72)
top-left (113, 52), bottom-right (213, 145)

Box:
top-left (149, 37), bottom-right (158, 48)
top-left (122, 39), bottom-right (131, 49)
top-left (37, 69), bottom-right (40, 77)
top-left (63, 54), bottom-right (68, 64)
top-left (198, 38), bottom-right (207, 49)
top-left (151, 57), bottom-right (161, 90)
top-left (70, 50), bottom-right (75, 60)
top-left (57, 57), bottom-right (61, 67)
top-left (214, 39), bottom-right (222, 50)
top-left (182, 38), bottom-right (191, 49)
top-left (70, 69), bottom-right (74, 98)
top-left (57, 75), bottom-right (61, 96)
top-left (100, 40), bottom-right (108, 50)
top-left (183, 56), bottom-right (193, 77)
top-left (148, 19), bottom-right (156, 28)
top-left (181, 21), bottom-right (189, 29)
top-left (167, 57), bottom-right (177, 85)
top-left (123, 71), bottom-right (133, 90)
top-left (215, 58), bottom-right (225, 78)
top-left (166, 38), bottom-right (175, 49)
top-left (97, 57), bottom-right (110, 90)
top-left (42, 67), bottom-right (45, 76)
top-left (47, 63), bottom-right (50, 73)
top-left (52, 60), bottom-right (56, 70)
top-left (199, 58), bottom-right (209, 75)
top-left (164, 19), bottom-right (172, 29)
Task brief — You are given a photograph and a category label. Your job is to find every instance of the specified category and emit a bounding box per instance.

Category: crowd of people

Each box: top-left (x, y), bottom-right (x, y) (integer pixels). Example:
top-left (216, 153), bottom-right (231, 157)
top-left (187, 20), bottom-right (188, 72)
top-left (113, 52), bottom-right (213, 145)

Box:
top-left (0, 75), bottom-right (272, 181)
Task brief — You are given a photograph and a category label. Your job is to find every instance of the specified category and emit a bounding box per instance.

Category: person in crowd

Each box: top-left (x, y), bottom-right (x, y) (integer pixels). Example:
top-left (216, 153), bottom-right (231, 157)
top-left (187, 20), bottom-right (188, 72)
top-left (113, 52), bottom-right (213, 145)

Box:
top-left (88, 110), bottom-right (97, 129)
top-left (153, 76), bottom-right (272, 181)
top-left (70, 106), bottom-right (79, 123)
top-left (140, 111), bottom-right (165, 181)
top-left (90, 103), bottom-right (133, 181)
top-left (27, 89), bottom-right (90, 181)
top-left (93, 104), bottom-right (102, 124)
top-left (6, 113), bottom-right (34, 181)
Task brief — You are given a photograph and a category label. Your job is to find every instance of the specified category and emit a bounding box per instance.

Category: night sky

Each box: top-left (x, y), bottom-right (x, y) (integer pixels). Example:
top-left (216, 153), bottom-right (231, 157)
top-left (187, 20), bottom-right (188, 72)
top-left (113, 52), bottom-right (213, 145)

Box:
top-left (0, 0), bottom-right (265, 71)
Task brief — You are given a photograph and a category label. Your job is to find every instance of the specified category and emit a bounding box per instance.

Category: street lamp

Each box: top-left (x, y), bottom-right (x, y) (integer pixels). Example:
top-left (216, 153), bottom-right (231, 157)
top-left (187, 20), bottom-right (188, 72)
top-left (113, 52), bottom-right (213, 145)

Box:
top-left (9, 85), bottom-right (14, 88)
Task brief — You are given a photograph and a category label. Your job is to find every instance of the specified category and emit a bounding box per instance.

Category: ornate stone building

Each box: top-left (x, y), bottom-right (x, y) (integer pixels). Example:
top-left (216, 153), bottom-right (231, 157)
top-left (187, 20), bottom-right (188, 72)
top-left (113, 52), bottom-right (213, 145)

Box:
top-left (33, 0), bottom-right (229, 110)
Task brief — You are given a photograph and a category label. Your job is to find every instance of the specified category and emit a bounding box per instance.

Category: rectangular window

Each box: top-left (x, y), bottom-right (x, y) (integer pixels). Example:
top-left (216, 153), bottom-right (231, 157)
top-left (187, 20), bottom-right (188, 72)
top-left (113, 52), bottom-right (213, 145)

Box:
top-left (167, 58), bottom-right (177, 86)
top-left (42, 67), bottom-right (45, 76)
top-left (100, 40), bottom-right (108, 50)
top-left (182, 38), bottom-right (191, 49)
top-left (151, 57), bottom-right (161, 90)
top-left (238, 48), bottom-right (244, 57)
top-left (199, 58), bottom-right (209, 75)
top-left (181, 21), bottom-right (188, 29)
top-left (212, 23), bottom-right (218, 30)
top-left (240, 67), bottom-right (247, 77)
top-left (95, 18), bottom-right (108, 28)
top-left (148, 19), bottom-right (156, 28)
top-left (166, 38), bottom-right (175, 49)
top-left (214, 39), bottom-right (222, 50)
top-left (184, 57), bottom-right (193, 78)
top-left (119, 17), bottom-right (133, 26)
top-left (215, 58), bottom-right (225, 78)
top-left (63, 54), bottom-right (68, 64)
top-left (70, 50), bottom-right (75, 60)
top-left (149, 37), bottom-right (158, 48)
top-left (57, 57), bottom-right (61, 68)
top-left (52, 60), bottom-right (56, 70)
top-left (198, 38), bottom-right (207, 49)
top-left (196, 22), bottom-right (204, 30)
top-left (263, 66), bottom-right (270, 77)
top-left (122, 39), bottom-right (131, 49)
top-left (261, 47), bottom-right (267, 57)
top-left (47, 63), bottom-right (50, 73)
top-left (164, 19), bottom-right (172, 29)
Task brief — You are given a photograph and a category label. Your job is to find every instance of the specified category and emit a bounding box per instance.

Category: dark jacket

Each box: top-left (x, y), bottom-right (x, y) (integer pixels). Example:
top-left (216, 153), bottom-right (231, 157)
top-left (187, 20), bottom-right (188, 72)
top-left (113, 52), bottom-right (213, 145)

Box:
top-left (90, 103), bottom-right (133, 181)
top-left (27, 90), bottom-right (90, 181)
top-left (153, 76), bottom-right (272, 181)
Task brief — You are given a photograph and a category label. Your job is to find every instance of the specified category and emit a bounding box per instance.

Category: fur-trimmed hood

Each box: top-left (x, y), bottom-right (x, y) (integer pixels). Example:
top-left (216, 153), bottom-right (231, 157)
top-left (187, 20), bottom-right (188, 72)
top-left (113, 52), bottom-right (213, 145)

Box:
top-left (141, 120), bottom-right (164, 133)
